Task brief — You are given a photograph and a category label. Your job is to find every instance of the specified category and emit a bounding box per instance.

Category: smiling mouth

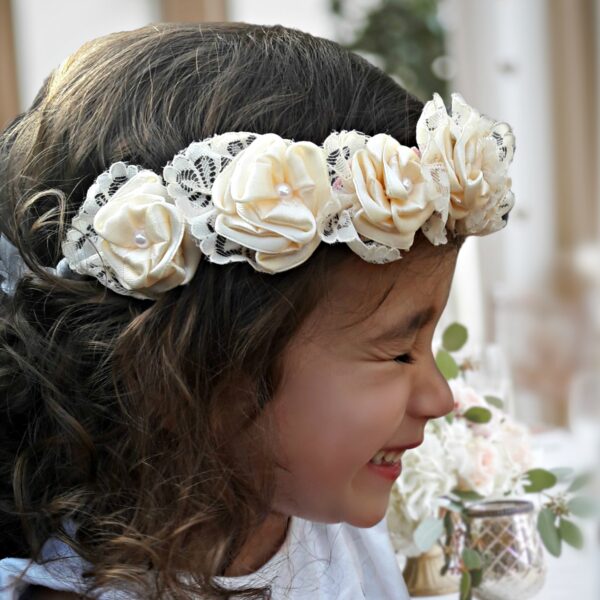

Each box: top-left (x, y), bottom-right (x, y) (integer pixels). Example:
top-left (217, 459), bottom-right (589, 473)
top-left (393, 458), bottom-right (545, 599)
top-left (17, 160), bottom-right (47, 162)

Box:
top-left (368, 438), bottom-right (423, 465)
top-left (368, 449), bottom-right (404, 466)
top-left (366, 459), bottom-right (403, 481)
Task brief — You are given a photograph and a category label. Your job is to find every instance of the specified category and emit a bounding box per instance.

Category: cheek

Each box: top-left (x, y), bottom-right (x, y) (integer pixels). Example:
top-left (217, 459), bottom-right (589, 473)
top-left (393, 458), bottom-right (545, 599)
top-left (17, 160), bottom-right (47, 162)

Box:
top-left (271, 357), bottom-right (411, 485)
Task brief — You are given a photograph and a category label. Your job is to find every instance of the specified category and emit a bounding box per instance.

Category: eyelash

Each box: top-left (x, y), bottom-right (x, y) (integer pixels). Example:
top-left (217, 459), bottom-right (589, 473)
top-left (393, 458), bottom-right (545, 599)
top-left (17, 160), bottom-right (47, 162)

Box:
top-left (393, 353), bottom-right (415, 365)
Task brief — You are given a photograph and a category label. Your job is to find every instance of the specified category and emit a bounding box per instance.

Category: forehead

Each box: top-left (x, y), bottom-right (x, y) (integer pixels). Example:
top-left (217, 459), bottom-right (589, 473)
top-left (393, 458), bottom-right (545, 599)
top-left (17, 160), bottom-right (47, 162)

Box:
top-left (300, 243), bottom-right (459, 344)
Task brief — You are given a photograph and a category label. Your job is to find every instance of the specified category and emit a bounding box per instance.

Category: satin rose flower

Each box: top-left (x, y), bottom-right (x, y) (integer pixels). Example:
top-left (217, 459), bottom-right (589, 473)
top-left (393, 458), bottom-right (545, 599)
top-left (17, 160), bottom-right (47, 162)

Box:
top-left (349, 133), bottom-right (444, 251)
top-left (416, 92), bottom-right (515, 235)
top-left (210, 133), bottom-right (339, 273)
top-left (92, 170), bottom-right (201, 299)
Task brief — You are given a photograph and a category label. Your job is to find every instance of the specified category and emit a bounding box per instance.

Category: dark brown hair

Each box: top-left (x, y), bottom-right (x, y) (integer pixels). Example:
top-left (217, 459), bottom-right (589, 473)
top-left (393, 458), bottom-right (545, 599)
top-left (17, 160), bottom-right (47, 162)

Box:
top-left (0, 22), bottom-right (458, 599)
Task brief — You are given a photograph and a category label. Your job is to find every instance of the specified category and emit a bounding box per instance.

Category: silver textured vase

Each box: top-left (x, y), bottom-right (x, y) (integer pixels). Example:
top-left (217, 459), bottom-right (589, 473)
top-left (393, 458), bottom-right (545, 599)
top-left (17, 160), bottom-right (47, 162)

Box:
top-left (464, 500), bottom-right (546, 600)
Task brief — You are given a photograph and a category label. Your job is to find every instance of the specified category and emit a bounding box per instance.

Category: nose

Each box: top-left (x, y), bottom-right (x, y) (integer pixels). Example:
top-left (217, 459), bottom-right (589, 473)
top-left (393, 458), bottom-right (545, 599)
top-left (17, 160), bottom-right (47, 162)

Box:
top-left (409, 356), bottom-right (455, 419)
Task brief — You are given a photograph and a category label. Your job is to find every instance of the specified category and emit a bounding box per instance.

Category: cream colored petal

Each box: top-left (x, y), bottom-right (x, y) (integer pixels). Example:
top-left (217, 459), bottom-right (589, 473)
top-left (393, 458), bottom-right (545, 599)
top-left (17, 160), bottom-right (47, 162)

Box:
top-left (231, 156), bottom-right (280, 203)
top-left (462, 171), bottom-right (489, 211)
top-left (94, 195), bottom-right (173, 241)
top-left (214, 212), bottom-right (293, 254)
top-left (255, 234), bottom-right (321, 274)
top-left (211, 160), bottom-right (237, 213)
top-left (365, 133), bottom-right (399, 161)
top-left (390, 199), bottom-right (435, 236)
top-left (388, 181), bottom-right (435, 235)
top-left (96, 203), bottom-right (186, 289)
top-left (352, 209), bottom-right (415, 250)
top-left (236, 195), bottom-right (316, 244)
top-left (236, 135), bottom-right (287, 195)
top-left (351, 150), bottom-right (390, 222)
top-left (213, 134), bottom-right (286, 209)
top-left (285, 141), bottom-right (331, 214)
top-left (382, 159), bottom-right (408, 199)
top-left (383, 150), bottom-right (422, 202)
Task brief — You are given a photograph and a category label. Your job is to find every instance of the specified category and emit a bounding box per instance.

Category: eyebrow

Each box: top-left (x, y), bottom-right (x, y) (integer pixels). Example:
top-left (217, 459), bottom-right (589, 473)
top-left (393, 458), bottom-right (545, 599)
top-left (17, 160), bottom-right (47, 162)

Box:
top-left (367, 306), bottom-right (437, 346)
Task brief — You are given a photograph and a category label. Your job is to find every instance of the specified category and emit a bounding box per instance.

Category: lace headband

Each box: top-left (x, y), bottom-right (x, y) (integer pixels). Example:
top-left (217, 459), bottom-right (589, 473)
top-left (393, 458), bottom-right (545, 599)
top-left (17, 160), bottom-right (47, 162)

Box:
top-left (0, 93), bottom-right (515, 301)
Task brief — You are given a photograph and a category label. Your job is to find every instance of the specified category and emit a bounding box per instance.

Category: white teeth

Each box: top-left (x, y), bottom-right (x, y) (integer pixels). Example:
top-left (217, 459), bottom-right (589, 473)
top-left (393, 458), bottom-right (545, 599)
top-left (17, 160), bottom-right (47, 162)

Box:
top-left (369, 449), bottom-right (404, 465)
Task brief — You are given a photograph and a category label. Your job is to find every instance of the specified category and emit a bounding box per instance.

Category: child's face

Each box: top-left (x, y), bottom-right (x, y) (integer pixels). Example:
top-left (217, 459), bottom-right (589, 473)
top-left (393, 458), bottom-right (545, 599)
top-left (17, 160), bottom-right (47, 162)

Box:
top-left (269, 244), bottom-right (458, 527)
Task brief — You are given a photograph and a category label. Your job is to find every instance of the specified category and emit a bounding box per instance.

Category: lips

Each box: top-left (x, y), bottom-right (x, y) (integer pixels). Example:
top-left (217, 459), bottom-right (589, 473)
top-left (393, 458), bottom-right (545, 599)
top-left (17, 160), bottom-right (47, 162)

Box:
top-left (365, 438), bottom-right (424, 482)
top-left (367, 460), bottom-right (403, 481)
top-left (378, 438), bottom-right (424, 453)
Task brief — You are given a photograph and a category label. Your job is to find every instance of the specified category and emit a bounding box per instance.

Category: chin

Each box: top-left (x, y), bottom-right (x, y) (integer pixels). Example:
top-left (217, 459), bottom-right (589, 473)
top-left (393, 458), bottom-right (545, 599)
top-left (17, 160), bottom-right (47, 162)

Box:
top-left (346, 512), bottom-right (387, 529)
top-left (344, 501), bottom-right (389, 529)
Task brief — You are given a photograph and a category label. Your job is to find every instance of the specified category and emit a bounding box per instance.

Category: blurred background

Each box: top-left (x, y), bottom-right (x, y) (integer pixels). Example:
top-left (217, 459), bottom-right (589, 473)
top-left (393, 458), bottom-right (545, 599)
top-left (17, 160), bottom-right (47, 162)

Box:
top-left (1, 0), bottom-right (599, 431)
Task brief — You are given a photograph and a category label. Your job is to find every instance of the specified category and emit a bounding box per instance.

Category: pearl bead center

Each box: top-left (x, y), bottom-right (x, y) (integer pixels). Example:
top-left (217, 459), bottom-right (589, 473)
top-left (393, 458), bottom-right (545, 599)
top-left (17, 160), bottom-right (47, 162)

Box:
top-left (276, 183), bottom-right (292, 197)
top-left (402, 177), bottom-right (413, 193)
top-left (134, 232), bottom-right (149, 247)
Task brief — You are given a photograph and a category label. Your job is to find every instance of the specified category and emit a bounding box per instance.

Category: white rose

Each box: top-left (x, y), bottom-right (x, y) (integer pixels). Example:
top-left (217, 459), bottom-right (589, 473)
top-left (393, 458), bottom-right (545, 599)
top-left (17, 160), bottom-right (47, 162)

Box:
top-left (449, 379), bottom-right (488, 413)
top-left (416, 93), bottom-right (515, 236)
top-left (210, 133), bottom-right (339, 273)
top-left (349, 134), bottom-right (445, 251)
top-left (494, 419), bottom-right (535, 493)
top-left (451, 434), bottom-right (500, 497)
top-left (92, 170), bottom-right (201, 299)
top-left (386, 422), bottom-right (457, 556)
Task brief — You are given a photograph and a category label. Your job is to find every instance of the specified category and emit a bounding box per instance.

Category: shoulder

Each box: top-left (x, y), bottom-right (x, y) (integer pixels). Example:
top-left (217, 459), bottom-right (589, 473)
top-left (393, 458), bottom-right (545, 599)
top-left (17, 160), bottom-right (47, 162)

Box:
top-left (22, 586), bottom-right (84, 599)
top-left (0, 555), bottom-right (90, 600)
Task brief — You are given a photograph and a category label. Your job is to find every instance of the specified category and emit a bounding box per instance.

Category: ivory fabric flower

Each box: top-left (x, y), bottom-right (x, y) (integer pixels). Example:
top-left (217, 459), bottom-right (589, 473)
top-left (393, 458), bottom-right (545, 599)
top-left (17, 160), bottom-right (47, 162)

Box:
top-left (349, 133), bottom-right (446, 251)
top-left (209, 133), bottom-right (340, 273)
top-left (91, 170), bottom-right (201, 299)
top-left (416, 93), bottom-right (515, 236)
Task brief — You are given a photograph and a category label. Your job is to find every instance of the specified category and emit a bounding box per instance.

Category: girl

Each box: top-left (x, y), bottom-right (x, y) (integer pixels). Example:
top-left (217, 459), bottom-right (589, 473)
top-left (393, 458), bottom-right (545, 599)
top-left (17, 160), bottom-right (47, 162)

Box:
top-left (0, 22), bottom-right (515, 600)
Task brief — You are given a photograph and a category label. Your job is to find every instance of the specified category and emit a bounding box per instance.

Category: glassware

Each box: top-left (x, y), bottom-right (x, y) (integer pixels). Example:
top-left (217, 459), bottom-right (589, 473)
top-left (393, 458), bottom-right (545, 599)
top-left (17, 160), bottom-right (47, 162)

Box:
top-left (464, 500), bottom-right (546, 600)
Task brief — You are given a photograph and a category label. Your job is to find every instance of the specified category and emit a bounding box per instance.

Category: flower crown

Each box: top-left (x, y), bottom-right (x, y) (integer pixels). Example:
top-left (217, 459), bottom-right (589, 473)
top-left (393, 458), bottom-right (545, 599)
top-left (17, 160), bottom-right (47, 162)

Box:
top-left (1, 93), bottom-right (516, 301)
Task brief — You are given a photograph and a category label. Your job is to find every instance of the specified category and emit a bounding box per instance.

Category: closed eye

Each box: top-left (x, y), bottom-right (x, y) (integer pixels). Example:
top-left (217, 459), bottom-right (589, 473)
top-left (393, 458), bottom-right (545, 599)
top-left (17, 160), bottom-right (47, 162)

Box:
top-left (393, 353), bottom-right (415, 365)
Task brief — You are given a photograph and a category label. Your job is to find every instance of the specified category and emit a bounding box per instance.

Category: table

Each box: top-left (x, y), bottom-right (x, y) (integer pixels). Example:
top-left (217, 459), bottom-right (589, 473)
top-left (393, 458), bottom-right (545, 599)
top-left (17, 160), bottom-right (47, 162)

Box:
top-left (399, 428), bottom-right (600, 600)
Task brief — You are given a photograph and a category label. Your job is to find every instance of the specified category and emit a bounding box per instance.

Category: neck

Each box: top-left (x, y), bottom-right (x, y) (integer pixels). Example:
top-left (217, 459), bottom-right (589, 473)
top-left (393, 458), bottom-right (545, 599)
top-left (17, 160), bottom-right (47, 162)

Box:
top-left (220, 513), bottom-right (291, 577)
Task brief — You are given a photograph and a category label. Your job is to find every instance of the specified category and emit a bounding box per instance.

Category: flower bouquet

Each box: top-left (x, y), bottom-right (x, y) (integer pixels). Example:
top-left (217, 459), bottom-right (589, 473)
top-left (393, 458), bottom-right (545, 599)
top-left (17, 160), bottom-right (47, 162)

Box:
top-left (386, 323), bottom-right (599, 600)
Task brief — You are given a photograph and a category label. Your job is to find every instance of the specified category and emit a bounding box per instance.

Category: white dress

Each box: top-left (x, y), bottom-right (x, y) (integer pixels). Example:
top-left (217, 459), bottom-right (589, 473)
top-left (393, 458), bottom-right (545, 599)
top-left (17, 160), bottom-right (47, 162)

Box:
top-left (0, 514), bottom-right (410, 599)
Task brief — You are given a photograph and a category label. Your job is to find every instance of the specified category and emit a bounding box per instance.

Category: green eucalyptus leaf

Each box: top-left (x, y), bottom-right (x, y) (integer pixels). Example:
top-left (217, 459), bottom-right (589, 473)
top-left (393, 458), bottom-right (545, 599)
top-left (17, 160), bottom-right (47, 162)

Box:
top-left (463, 407), bottom-right (492, 424)
top-left (445, 500), bottom-right (464, 513)
top-left (459, 570), bottom-right (472, 600)
top-left (558, 518), bottom-right (584, 549)
top-left (442, 322), bottom-right (468, 352)
top-left (436, 349), bottom-right (460, 380)
top-left (462, 548), bottom-right (483, 570)
top-left (568, 471), bottom-right (594, 493)
top-left (445, 412), bottom-right (455, 424)
top-left (451, 489), bottom-right (485, 501)
top-left (470, 568), bottom-right (483, 588)
top-left (523, 468), bottom-right (558, 493)
top-left (537, 507), bottom-right (562, 557)
top-left (413, 517), bottom-right (445, 552)
top-left (484, 395), bottom-right (504, 410)
top-left (568, 496), bottom-right (600, 518)
top-left (443, 510), bottom-right (454, 535)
